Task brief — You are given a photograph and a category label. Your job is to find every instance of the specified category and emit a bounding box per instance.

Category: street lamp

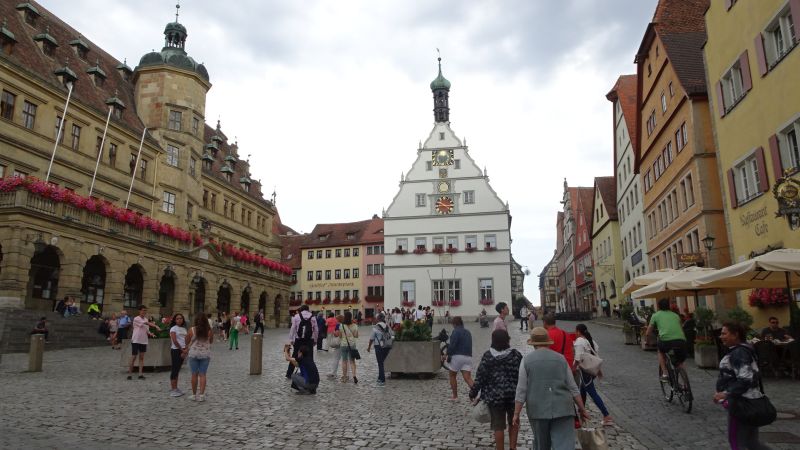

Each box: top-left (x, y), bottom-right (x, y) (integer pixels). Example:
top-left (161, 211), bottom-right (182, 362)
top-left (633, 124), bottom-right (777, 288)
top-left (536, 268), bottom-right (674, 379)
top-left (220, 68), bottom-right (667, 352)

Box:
top-left (702, 234), bottom-right (715, 251)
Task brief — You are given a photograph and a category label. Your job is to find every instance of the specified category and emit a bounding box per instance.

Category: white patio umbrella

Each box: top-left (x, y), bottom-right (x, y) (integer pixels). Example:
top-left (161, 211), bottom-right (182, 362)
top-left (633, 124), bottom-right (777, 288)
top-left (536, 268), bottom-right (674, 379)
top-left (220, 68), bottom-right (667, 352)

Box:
top-left (631, 266), bottom-right (719, 299)
top-left (622, 268), bottom-right (679, 295)
top-left (692, 248), bottom-right (800, 291)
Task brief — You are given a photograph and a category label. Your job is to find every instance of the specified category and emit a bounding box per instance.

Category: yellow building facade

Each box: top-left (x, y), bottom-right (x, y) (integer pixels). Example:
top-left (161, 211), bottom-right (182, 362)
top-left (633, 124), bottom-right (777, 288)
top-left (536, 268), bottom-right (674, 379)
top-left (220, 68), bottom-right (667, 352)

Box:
top-left (590, 177), bottom-right (624, 314)
top-left (704, 0), bottom-right (800, 326)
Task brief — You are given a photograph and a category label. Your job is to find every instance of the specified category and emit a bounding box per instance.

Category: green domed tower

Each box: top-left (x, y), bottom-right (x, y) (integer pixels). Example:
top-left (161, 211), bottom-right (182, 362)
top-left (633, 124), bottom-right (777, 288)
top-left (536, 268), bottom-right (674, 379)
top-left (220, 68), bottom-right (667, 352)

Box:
top-left (430, 57), bottom-right (451, 123)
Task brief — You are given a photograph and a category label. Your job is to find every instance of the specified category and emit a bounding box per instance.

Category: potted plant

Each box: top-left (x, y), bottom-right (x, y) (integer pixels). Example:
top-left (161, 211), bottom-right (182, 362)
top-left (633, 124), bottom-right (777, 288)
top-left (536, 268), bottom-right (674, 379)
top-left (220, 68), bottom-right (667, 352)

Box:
top-left (693, 307), bottom-right (718, 368)
top-left (619, 303), bottom-right (638, 344)
top-left (384, 320), bottom-right (440, 375)
top-left (638, 306), bottom-right (657, 350)
top-left (725, 306), bottom-right (754, 329)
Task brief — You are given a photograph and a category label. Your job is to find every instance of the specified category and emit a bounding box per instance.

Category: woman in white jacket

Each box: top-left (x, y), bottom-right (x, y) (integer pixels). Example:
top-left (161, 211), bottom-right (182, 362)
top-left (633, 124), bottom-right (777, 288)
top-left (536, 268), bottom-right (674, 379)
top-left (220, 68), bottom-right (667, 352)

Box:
top-left (573, 324), bottom-right (614, 426)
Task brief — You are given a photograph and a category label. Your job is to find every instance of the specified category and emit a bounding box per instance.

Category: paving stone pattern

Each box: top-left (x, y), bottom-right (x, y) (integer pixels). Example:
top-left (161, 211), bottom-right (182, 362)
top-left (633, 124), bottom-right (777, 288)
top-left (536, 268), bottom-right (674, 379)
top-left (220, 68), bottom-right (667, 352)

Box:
top-left (3, 319), bottom-right (797, 449)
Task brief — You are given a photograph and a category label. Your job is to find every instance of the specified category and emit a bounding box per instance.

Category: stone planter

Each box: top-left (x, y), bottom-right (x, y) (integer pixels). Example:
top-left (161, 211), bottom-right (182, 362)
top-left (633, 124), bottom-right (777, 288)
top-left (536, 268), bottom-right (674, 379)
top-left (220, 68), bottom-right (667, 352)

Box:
top-left (623, 328), bottom-right (638, 345)
top-left (119, 339), bottom-right (172, 369)
top-left (694, 344), bottom-right (719, 369)
top-left (384, 341), bottom-right (441, 375)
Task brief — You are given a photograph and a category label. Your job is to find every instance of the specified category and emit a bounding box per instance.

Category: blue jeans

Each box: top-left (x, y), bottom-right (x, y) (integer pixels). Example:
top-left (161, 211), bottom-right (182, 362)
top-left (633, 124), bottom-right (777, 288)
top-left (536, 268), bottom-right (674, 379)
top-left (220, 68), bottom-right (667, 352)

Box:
top-left (375, 346), bottom-right (390, 382)
top-left (580, 370), bottom-right (609, 417)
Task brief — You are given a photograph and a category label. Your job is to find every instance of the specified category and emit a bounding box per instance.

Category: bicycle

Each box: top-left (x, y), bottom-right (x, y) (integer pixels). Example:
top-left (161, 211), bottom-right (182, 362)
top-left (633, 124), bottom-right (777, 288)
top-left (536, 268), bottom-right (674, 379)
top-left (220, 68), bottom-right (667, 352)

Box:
top-left (659, 348), bottom-right (693, 413)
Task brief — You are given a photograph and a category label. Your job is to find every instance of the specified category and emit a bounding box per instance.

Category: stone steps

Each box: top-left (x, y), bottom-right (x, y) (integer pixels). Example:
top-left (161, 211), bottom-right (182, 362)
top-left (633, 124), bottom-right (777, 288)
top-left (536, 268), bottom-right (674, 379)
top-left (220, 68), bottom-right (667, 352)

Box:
top-left (0, 309), bottom-right (109, 353)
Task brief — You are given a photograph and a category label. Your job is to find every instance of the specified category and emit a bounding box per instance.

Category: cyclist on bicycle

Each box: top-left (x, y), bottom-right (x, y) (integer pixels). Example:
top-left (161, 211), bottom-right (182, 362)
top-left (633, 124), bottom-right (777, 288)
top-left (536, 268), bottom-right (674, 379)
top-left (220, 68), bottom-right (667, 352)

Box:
top-left (646, 298), bottom-right (687, 379)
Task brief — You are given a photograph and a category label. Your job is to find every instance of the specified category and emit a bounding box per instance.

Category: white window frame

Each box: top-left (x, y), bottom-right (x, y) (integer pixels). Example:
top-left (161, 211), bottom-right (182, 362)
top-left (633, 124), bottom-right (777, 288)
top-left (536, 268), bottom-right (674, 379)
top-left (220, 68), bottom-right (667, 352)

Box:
top-left (484, 234), bottom-right (497, 250)
top-left (463, 190), bottom-right (475, 204)
top-left (465, 235), bottom-right (477, 249)
top-left (396, 238), bottom-right (408, 251)
top-left (721, 61), bottom-right (745, 112)
top-left (415, 193), bottom-right (426, 207)
top-left (779, 119), bottom-right (800, 171)
top-left (764, 6), bottom-right (797, 67)
top-left (446, 236), bottom-right (458, 250)
top-left (660, 92), bottom-right (667, 113)
top-left (168, 110), bottom-right (182, 131)
top-left (401, 281), bottom-right (416, 303)
top-left (414, 237), bottom-right (426, 250)
top-left (433, 236), bottom-right (444, 250)
top-left (166, 145), bottom-right (180, 167)
top-left (161, 191), bottom-right (176, 214)
top-left (734, 153), bottom-right (762, 204)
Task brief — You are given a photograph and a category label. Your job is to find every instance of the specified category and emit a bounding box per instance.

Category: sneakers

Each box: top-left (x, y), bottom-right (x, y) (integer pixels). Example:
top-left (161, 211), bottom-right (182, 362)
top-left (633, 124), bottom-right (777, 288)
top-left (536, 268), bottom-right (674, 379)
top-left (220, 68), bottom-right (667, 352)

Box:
top-left (189, 394), bottom-right (196, 401)
top-left (169, 389), bottom-right (184, 398)
top-left (602, 417), bottom-right (615, 427)
top-left (377, 381), bottom-right (385, 387)
top-left (353, 376), bottom-right (358, 384)
top-left (126, 375), bottom-right (132, 380)
top-left (138, 375), bottom-right (146, 380)
top-left (197, 394), bottom-right (205, 402)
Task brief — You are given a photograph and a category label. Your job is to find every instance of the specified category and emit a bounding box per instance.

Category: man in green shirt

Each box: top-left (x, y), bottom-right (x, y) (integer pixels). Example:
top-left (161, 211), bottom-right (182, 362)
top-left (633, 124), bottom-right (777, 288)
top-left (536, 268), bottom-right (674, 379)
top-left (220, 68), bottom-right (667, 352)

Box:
top-left (646, 298), bottom-right (687, 378)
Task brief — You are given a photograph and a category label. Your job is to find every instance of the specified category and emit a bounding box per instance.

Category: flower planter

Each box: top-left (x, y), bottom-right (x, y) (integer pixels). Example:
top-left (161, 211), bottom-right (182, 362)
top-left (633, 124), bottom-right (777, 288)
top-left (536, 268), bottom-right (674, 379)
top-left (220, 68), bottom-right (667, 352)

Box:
top-left (694, 344), bottom-right (719, 369)
top-left (623, 328), bottom-right (638, 345)
top-left (119, 339), bottom-right (172, 369)
top-left (384, 341), bottom-right (441, 375)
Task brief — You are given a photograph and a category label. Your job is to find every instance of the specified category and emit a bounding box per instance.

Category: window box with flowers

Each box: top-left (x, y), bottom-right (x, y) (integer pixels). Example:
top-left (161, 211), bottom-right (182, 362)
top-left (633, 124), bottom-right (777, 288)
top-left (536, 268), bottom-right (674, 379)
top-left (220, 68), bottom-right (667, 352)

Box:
top-left (365, 296), bottom-right (384, 303)
top-left (322, 297), bottom-right (331, 305)
top-left (412, 247), bottom-right (427, 255)
top-left (449, 299), bottom-right (462, 307)
top-left (432, 247), bottom-right (445, 255)
top-left (484, 246), bottom-right (497, 252)
top-left (748, 288), bottom-right (789, 308)
top-left (289, 298), bottom-right (302, 307)
top-left (401, 300), bottom-right (416, 307)
top-left (465, 247), bottom-right (477, 253)
top-left (394, 248), bottom-right (408, 255)
top-left (313, 298), bottom-right (322, 305)
top-left (446, 247), bottom-right (458, 254)
top-left (332, 298), bottom-right (341, 304)
top-left (479, 297), bottom-right (494, 305)
top-left (431, 299), bottom-right (445, 307)
top-left (304, 298), bottom-right (314, 305)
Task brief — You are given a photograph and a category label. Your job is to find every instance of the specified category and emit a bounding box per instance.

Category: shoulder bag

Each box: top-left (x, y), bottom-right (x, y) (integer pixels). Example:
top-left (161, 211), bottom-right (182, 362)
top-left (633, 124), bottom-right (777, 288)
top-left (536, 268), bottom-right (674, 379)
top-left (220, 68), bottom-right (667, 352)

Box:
top-left (729, 346), bottom-right (777, 427)
top-left (342, 325), bottom-right (361, 360)
top-left (470, 398), bottom-right (491, 424)
top-left (328, 324), bottom-right (341, 348)
top-left (579, 343), bottom-right (603, 376)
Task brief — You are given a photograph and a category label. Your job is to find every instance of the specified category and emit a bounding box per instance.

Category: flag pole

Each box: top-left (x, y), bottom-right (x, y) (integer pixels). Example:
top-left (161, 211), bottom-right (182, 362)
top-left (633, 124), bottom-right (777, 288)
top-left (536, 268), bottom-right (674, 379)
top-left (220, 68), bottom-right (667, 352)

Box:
top-left (88, 106), bottom-right (113, 197)
top-left (125, 127), bottom-right (147, 209)
top-left (45, 82), bottom-right (74, 183)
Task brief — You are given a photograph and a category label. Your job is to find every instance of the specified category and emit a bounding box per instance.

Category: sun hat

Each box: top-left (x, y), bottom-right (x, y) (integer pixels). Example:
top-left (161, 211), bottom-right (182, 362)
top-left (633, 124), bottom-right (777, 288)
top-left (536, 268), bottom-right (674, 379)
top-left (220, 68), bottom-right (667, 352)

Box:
top-left (527, 327), bottom-right (554, 346)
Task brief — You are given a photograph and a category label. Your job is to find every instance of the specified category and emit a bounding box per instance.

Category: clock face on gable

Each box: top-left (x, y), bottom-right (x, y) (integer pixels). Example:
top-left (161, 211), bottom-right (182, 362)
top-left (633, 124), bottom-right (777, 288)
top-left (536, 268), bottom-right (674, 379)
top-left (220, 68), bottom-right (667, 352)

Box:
top-left (432, 149), bottom-right (454, 166)
top-left (435, 196), bottom-right (454, 214)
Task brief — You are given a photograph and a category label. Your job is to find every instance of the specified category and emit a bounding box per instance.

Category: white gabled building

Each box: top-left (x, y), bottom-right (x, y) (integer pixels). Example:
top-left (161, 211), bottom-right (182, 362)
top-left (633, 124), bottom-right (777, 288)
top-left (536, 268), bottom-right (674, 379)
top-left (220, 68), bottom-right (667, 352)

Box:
top-left (607, 75), bottom-right (649, 305)
top-left (383, 59), bottom-right (512, 318)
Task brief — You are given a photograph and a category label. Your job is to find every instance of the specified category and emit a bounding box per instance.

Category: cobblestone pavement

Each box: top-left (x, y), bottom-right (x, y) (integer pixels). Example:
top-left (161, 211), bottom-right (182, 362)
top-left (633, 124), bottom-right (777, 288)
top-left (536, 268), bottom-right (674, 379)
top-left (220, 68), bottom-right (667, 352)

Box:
top-left (0, 320), bottom-right (648, 450)
top-left (590, 318), bottom-right (800, 449)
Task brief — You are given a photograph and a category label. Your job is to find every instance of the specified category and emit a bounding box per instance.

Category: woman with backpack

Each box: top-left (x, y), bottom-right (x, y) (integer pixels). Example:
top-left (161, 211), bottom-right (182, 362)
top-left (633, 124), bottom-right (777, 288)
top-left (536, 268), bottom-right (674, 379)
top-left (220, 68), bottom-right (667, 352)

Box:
top-left (338, 311), bottom-right (359, 383)
top-left (573, 324), bottom-right (613, 426)
top-left (367, 313), bottom-right (393, 386)
top-left (185, 314), bottom-right (214, 402)
top-left (469, 329), bottom-right (523, 450)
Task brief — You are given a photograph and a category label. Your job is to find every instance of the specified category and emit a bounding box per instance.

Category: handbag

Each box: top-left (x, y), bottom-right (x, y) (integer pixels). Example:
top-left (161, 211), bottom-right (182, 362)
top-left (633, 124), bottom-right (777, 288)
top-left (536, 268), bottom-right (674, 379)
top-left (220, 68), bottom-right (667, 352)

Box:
top-left (579, 344), bottom-right (603, 376)
top-left (576, 422), bottom-right (609, 450)
top-left (729, 345), bottom-right (777, 427)
top-left (470, 399), bottom-right (491, 424)
top-left (328, 325), bottom-right (341, 348)
top-left (342, 325), bottom-right (361, 360)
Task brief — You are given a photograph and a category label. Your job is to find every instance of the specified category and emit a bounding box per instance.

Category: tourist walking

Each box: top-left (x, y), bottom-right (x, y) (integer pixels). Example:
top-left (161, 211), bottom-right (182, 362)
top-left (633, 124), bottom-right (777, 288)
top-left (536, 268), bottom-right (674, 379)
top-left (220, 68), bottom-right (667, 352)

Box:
top-left (185, 314), bottom-right (213, 401)
top-left (229, 311), bottom-right (241, 350)
top-left (446, 316), bottom-right (474, 400)
top-left (127, 306), bottom-right (160, 380)
top-left (513, 327), bottom-right (590, 450)
top-left (326, 313), bottom-right (342, 377)
top-left (470, 329), bottom-right (522, 450)
top-left (254, 309), bottom-right (265, 334)
top-left (221, 312), bottom-right (230, 341)
top-left (316, 311), bottom-right (327, 351)
top-left (492, 302), bottom-right (509, 332)
top-left (108, 313), bottom-right (119, 349)
top-left (117, 310), bottom-right (131, 344)
top-left (169, 314), bottom-right (187, 397)
top-left (519, 304), bottom-right (528, 331)
top-left (714, 321), bottom-right (773, 450)
top-left (367, 314), bottom-right (393, 385)
top-left (286, 305), bottom-right (318, 379)
top-left (240, 312), bottom-right (249, 335)
top-left (339, 311), bottom-right (359, 383)
top-left (573, 324), bottom-right (613, 426)
top-left (543, 314), bottom-right (574, 367)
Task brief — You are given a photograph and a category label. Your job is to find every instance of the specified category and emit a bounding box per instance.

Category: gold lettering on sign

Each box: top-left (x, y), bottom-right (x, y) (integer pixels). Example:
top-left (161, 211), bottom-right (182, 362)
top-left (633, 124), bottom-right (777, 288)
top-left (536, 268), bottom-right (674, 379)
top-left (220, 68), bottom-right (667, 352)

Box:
top-left (739, 206), bottom-right (768, 227)
top-left (308, 282), bottom-right (355, 289)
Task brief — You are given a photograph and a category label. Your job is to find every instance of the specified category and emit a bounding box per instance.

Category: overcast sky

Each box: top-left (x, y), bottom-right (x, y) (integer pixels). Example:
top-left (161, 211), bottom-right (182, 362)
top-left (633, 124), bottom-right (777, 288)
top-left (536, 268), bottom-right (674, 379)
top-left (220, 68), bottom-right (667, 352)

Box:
top-left (42, 0), bottom-right (658, 304)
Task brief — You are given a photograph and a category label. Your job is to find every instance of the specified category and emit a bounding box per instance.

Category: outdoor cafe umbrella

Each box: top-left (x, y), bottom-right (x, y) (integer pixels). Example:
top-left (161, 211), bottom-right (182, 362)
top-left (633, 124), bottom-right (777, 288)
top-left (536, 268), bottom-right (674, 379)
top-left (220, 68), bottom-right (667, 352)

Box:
top-left (631, 266), bottom-right (718, 299)
top-left (692, 248), bottom-right (800, 292)
top-left (622, 268), bottom-right (678, 295)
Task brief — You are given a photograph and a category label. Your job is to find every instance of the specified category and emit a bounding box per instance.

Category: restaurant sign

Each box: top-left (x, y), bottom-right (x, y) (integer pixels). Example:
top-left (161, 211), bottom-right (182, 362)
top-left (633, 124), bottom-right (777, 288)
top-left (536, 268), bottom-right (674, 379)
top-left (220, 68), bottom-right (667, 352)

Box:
top-left (773, 174), bottom-right (800, 230)
top-left (677, 253), bottom-right (703, 266)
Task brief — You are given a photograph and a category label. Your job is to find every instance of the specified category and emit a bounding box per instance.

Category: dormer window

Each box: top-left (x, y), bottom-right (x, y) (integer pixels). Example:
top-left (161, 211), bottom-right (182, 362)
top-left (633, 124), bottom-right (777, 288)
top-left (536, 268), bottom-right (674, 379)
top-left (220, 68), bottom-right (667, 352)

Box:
top-left (42, 39), bottom-right (55, 57)
top-left (1, 20), bottom-right (17, 55)
top-left (33, 27), bottom-right (57, 58)
top-left (105, 94), bottom-right (125, 120)
top-left (87, 60), bottom-right (107, 87)
top-left (116, 59), bottom-right (133, 82)
top-left (17, 3), bottom-right (40, 27)
top-left (70, 36), bottom-right (89, 60)
top-left (319, 234), bottom-right (328, 242)
top-left (346, 233), bottom-right (355, 240)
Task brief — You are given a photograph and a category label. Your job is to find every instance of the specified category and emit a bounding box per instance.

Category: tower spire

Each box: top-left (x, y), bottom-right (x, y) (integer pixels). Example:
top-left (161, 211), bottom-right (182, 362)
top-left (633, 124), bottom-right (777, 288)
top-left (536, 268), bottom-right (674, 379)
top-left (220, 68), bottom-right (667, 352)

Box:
top-left (175, 1), bottom-right (180, 22)
top-left (430, 52), bottom-right (451, 123)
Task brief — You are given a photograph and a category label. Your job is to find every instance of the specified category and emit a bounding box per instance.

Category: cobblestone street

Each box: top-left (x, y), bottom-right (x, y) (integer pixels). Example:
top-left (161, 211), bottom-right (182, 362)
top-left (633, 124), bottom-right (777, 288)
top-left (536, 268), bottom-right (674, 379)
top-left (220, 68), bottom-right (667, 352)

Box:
top-left (1, 320), bottom-right (798, 449)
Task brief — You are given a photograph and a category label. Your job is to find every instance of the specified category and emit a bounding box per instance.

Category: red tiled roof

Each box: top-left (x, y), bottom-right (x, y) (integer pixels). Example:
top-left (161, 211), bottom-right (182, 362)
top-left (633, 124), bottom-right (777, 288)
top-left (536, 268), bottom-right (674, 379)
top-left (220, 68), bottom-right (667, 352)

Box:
top-left (0, 1), bottom-right (146, 134)
top-left (594, 176), bottom-right (617, 220)
top-left (576, 187), bottom-right (595, 226)
top-left (280, 234), bottom-right (306, 269)
top-left (301, 217), bottom-right (384, 249)
top-left (202, 123), bottom-right (273, 206)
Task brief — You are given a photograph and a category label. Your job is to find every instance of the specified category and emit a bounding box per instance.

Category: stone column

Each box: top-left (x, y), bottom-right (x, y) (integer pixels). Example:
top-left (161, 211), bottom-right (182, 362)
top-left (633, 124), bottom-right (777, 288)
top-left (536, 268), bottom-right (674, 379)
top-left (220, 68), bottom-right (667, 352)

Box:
top-left (58, 238), bottom-right (87, 303)
top-left (0, 227), bottom-right (29, 309)
top-left (172, 265), bottom-right (189, 316)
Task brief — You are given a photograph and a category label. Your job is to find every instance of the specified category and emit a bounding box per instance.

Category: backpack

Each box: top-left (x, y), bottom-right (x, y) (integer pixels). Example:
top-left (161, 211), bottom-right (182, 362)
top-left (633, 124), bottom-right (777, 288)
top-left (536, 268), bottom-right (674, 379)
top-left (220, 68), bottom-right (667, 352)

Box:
top-left (297, 315), bottom-right (313, 341)
top-left (376, 323), bottom-right (393, 348)
top-left (118, 315), bottom-right (131, 328)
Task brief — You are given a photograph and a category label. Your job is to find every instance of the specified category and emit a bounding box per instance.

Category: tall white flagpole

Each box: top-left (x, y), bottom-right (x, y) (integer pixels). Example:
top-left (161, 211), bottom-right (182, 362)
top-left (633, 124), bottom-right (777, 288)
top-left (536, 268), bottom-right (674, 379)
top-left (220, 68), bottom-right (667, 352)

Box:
top-left (125, 127), bottom-right (147, 209)
top-left (88, 106), bottom-right (113, 197)
top-left (45, 81), bottom-right (74, 183)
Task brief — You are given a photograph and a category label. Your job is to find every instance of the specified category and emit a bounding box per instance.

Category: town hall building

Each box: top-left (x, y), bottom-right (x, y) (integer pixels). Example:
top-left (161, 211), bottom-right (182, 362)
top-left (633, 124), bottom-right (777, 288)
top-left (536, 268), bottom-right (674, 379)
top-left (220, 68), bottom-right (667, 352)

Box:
top-left (383, 59), bottom-right (512, 318)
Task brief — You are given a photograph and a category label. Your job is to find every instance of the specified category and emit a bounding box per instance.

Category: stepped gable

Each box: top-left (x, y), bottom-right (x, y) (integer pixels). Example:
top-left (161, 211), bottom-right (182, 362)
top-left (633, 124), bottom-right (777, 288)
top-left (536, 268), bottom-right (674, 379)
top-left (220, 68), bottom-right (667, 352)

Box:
top-left (606, 74), bottom-right (639, 154)
top-left (201, 122), bottom-right (271, 206)
top-left (0, 1), bottom-right (147, 136)
top-left (595, 176), bottom-right (618, 220)
top-left (302, 219), bottom-right (375, 249)
top-left (638, 0), bottom-right (709, 97)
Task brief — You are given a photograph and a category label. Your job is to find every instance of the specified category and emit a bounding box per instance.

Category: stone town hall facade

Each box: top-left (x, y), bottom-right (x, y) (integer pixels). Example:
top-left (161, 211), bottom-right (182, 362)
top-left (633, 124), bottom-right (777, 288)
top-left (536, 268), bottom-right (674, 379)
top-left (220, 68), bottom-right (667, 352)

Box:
top-left (383, 60), bottom-right (513, 318)
top-left (0, 2), bottom-right (292, 326)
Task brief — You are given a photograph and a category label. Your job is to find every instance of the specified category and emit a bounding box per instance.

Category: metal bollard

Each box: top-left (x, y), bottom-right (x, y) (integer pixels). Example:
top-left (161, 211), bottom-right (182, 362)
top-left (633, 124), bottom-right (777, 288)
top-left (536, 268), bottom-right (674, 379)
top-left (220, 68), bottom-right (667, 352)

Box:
top-left (29, 334), bottom-right (45, 372)
top-left (250, 333), bottom-right (263, 375)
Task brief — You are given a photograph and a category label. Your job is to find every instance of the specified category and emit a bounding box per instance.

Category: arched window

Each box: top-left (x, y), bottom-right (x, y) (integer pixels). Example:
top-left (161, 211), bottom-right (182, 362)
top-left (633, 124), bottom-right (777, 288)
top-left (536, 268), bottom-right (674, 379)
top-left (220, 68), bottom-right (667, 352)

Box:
top-left (609, 279), bottom-right (617, 298)
top-left (30, 246), bottom-right (60, 300)
top-left (82, 255), bottom-right (107, 305)
top-left (123, 265), bottom-right (144, 308)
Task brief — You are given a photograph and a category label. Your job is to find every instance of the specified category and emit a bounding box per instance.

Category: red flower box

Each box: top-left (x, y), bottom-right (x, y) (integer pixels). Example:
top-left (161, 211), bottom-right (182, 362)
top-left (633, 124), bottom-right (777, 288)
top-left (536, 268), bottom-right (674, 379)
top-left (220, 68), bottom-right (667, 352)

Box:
top-left (322, 298), bottom-right (331, 305)
top-left (412, 247), bottom-right (427, 255)
top-left (394, 249), bottom-right (408, 255)
top-left (432, 300), bottom-right (445, 307)
top-left (479, 297), bottom-right (494, 305)
top-left (748, 288), bottom-right (789, 308)
top-left (449, 300), bottom-right (462, 307)
top-left (465, 247), bottom-right (476, 253)
top-left (484, 246), bottom-right (497, 252)
top-left (432, 247), bottom-right (445, 254)
top-left (446, 247), bottom-right (459, 254)
top-left (401, 300), bottom-right (416, 307)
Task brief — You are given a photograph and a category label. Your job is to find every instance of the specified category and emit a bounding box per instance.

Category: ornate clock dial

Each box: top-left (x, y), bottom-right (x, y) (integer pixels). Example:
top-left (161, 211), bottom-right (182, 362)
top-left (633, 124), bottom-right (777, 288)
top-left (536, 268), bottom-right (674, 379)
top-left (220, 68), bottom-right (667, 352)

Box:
top-left (438, 181), bottom-right (450, 193)
top-left (435, 196), bottom-right (454, 214)
top-left (432, 149), bottom-right (454, 166)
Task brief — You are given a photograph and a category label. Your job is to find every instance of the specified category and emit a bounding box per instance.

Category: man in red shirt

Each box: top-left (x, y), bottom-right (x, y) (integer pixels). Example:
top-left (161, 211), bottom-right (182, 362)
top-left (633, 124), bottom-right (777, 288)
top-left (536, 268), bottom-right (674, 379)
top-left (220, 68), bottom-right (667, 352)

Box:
top-left (543, 314), bottom-right (574, 369)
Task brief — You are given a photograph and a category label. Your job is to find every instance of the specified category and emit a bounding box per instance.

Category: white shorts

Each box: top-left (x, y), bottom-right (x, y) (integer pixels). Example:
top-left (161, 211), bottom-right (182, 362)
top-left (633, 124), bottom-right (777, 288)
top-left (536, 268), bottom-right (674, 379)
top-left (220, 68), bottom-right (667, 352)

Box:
top-left (447, 354), bottom-right (473, 373)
